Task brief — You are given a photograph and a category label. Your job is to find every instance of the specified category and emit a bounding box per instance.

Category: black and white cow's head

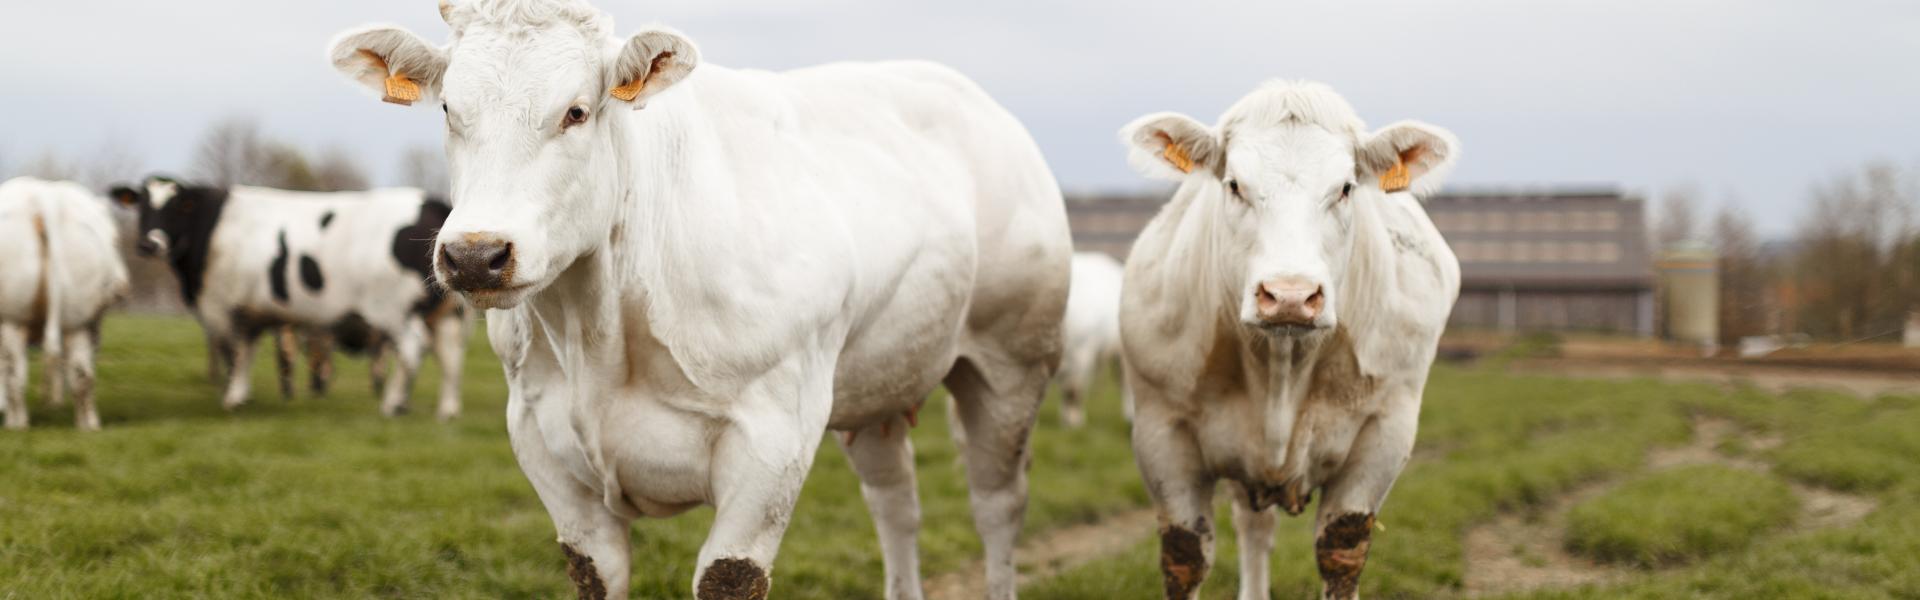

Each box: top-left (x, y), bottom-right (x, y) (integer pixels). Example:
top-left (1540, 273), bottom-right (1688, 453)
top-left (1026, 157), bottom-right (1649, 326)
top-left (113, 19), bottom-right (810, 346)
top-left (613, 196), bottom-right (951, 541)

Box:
top-left (110, 176), bottom-right (224, 261)
top-left (327, 0), bottom-right (699, 309)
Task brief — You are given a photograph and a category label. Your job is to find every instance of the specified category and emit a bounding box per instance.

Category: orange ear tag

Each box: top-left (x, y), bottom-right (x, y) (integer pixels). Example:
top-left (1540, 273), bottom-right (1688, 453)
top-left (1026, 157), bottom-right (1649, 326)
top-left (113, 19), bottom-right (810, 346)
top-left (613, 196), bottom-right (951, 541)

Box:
top-left (383, 73), bottom-right (421, 106)
top-left (1379, 161), bottom-right (1411, 193)
top-left (610, 79), bottom-right (647, 102)
top-left (1162, 142), bottom-right (1195, 174)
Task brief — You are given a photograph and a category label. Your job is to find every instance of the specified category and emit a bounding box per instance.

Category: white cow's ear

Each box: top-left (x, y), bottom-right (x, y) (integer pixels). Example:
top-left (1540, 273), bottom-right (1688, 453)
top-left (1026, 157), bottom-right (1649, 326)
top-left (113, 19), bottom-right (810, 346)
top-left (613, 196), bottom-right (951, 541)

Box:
top-left (328, 25), bottom-right (448, 107)
top-left (607, 29), bottom-right (699, 108)
top-left (1358, 121), bottom-right (1458, 195)
top-left (1121, 113), bottom-right (1221, 181)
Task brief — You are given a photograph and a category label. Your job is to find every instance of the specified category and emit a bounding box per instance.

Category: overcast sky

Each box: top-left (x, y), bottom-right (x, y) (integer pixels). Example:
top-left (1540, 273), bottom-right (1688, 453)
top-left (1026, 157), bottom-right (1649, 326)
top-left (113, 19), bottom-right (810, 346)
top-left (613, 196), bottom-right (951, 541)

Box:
top-left (3, 0), bottom-right (1916, 236)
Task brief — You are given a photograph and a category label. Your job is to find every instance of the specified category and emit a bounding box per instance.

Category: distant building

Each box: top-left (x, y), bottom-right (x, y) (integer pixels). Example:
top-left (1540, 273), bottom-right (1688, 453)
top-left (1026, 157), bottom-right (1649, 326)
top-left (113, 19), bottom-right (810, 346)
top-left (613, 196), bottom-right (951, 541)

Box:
top-left (1065, 188), bottom-right (1657, 335)
top-left (1429, 190), bottom-right (1656, 335)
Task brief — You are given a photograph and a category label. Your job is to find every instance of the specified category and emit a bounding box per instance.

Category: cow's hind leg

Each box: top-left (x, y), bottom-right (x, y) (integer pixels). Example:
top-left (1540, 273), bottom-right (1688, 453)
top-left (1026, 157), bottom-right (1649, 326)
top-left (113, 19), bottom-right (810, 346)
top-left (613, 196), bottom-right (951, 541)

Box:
top-left (274, 325), bottom-right (299, 401)
top-left (1132, 389), bottom-right (1218, 600)
top-left (944, 354), bottom-right (1045, 600)
top-left (429, 311), bottom-right (466, 422)
top-left (840, 411), bottom-right (925, 600)
top-left (379, 319), bottom-right (428, 417)
top-left (1229, 482), bottom-right (1277, 600)
top-left (1312, 408), bottom-right (1417, 600)
top-left (66, 325), bottom-right (101, 431)
top-left (2, 323), bottom-right (28, 430)
top-left (305, 327), bottom-right (334, 396)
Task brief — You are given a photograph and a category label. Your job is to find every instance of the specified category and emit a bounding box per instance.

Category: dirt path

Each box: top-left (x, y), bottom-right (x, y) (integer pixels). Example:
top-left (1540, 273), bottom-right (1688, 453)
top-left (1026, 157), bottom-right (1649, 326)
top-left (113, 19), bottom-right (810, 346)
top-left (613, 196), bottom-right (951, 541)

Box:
top-left (1514, 359), bottom-right (1920, 398)
top-left (1461, 416), bottom-right (1878, 597)
top-left (926, 508), bottom-right (1158, 600)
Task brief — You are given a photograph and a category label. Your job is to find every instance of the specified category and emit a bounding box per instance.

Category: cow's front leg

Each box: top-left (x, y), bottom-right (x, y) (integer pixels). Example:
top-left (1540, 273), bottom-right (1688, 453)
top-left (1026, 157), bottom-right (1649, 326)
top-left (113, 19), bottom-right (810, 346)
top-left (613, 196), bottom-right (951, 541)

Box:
top-left (839, 412), bottom-right (925, 600)
top-left (379, 319), bottom-right (428, 417)
top-left (696, 403), bottom-right (824, 600)
top-left (1229, 481), bottom-right (1277, 600)
top-left (305, 327), bottom-right (334, 396)
top-left (509, 392), bottom-right (632, 599)
top-left (274, 325), bottom-right (299, 400)
top-left (222, 332), bottom-right (257, 410)
top-left (1312, 407), bottom-right (1417, 600)
top-left (1132, 397), bottom-right (1217, 600)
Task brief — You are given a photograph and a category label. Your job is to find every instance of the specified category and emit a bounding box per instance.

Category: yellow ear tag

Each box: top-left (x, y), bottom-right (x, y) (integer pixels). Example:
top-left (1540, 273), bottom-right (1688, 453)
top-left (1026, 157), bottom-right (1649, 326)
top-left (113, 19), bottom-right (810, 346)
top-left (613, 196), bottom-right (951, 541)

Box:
top-left (610, 79), bottom-right (646, 102)
top-left (383, 74), bottom-right (421, 106)
top-left (1380, 161), bottom-right (1411, 193)
top-left (1162, 142), bottom-right (1195, 174)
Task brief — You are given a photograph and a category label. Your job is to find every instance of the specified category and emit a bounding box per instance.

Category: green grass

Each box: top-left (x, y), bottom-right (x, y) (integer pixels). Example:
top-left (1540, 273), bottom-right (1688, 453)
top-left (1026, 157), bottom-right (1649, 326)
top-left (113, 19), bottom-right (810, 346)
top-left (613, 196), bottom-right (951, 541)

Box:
top-left (8, 316), bottom-right (1920, 598)
top-left (0, 315), bottom-right (1144, 598)
top-left (1564, 466), bottom-right (1797, 567)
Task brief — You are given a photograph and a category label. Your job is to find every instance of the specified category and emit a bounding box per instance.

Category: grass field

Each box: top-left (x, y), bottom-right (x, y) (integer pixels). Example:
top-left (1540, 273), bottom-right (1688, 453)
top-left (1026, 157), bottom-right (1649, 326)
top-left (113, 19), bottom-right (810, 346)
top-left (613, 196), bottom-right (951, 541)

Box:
top-left (3, 316), bottom-right (1918, 598)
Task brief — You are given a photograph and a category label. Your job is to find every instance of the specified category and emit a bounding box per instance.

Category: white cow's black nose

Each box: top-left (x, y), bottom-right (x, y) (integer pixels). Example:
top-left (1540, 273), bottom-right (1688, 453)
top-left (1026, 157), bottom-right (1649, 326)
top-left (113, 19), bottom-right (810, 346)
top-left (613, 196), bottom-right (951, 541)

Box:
top-left (438, 234), bottom-right (515, 291)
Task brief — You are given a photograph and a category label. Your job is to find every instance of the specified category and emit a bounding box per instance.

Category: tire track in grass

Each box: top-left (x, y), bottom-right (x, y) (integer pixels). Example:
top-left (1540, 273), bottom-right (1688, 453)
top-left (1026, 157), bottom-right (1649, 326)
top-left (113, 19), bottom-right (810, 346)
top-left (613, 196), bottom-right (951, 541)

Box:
top-left (926, 508), bottom-right (1158, 600)
top-left (1462, 416), bottom-right (1878, 597)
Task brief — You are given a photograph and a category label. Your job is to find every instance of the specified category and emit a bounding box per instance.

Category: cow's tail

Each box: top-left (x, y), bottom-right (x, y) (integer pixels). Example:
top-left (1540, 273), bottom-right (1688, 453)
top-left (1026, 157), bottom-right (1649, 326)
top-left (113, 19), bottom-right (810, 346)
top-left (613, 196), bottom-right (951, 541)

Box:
top-left (32, 187), bottom-right (66, 359)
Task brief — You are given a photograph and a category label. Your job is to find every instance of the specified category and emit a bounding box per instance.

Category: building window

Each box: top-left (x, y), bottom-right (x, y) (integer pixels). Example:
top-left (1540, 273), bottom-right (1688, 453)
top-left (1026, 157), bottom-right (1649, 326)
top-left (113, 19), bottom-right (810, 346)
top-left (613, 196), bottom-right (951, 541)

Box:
top-left (1485, 212), bottom-right (1510, 231)
top-left (1596, 242), bottom-right (1621, 262)
top-left (1511, 241), bottom-right (1534, 263)
top-left (1569, 242), bottom-right (1595, 262)
top-left (1538, 212), bottom-right (1563, 232)
top-left (1596, 211), bottom-right (1621, 231)
top-left (1540, 241), bottom-right (1565, 262)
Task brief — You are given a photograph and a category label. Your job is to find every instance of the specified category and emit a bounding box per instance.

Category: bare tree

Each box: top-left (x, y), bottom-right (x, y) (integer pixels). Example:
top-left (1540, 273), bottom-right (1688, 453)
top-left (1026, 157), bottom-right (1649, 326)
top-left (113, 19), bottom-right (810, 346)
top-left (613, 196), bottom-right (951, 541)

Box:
top-left (398, 145), bottom-right (448, 197)
top-left (80, 141), bottom-right (145, 189)
top-left (1794, 162), bottom-right (1918, 339)
top-left (191, 117), bottom-right (271, 187)
top-left (310, 147), bottom-right (370, 192)
top-left (1712, 202), bottom-right (1769, 343)
top-left (262, 143), bottom-right (319, 191)
top-left (1653, 184), bottom-right (1701, 250)
top-left (19, 150), bottom-right (81, 182)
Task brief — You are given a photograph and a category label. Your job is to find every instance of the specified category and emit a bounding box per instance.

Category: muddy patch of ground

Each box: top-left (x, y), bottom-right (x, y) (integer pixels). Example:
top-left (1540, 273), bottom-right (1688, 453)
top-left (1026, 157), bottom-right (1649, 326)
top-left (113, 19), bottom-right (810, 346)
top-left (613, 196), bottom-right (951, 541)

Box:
top-left (1461, 416), bottom-right (1878, 597)
top-left (926, 508), bottom-right (1158, 600)
top-left (1513, 359), bottom-right (1920, 398)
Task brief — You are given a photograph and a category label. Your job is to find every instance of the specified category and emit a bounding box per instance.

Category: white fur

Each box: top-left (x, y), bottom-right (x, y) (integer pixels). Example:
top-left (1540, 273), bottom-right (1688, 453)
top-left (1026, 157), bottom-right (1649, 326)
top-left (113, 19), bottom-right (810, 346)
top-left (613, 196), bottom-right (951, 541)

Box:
top-left (0, 177), bottom-right (130, 431)
top-left (1118, 81), bottom-right (1461, 600)
top-left (330, 2), bottom-right (1071, 598)
top-left (1056, 252), bottom-right (1128, 427)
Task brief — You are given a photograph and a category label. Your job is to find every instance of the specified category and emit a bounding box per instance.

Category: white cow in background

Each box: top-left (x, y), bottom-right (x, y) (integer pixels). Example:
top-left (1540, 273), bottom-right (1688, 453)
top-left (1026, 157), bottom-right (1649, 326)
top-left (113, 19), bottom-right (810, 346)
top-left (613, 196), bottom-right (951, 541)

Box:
top-left (0, 177), bottom-right (130, 430)
top-left (1117, 81), bottom-right (1459, 600)
top-left (1056, 252), bottom-right (1127, 427)
top-left (329, 1), bottom-right (1070, 598)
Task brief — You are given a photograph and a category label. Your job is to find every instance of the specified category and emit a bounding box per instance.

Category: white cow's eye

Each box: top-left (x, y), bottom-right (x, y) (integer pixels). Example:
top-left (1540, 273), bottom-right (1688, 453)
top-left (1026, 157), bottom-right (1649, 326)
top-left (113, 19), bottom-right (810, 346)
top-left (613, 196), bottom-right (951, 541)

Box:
top-left (563, 106), bottom-right (590, 129)
top-left (1227, 179), bottom-right (1241, 198)
top-left (1340, 182), bottom-right (1354, 199)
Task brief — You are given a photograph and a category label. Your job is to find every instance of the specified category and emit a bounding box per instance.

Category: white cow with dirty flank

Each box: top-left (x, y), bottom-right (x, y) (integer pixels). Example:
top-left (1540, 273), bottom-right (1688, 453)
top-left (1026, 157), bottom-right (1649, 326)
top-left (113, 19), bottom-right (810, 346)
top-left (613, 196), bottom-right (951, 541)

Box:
top-left (1117, 81), bottom-right (1460, 600)
top-left (328, 0), bottom-right (1071, 598)
top-left (0, 177), bottom-right (130, 431)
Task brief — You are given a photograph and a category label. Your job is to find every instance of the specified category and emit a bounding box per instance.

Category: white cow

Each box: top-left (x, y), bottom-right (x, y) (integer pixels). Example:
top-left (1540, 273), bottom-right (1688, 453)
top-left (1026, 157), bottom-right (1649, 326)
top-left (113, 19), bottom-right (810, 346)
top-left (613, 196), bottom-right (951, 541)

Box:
top-left (1057, 251), bottom-right (1127, 427)
top-left (328, 1), bottom-right (1070, 598)
top-left (1117, 81), bottom-right (1460, 600)
top-left (0, 177), bottom-right (130, 430)
top-left (113, 178), bottom-right (469, 419)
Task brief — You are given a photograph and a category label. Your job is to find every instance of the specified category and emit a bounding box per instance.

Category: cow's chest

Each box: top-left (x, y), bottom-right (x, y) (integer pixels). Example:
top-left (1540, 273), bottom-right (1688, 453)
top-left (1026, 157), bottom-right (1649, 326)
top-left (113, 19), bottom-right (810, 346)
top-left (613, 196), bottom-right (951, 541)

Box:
top-left (517, 375), bottom-right (722, 518)
top-left (1188, 334), bottom-right (1382, 495)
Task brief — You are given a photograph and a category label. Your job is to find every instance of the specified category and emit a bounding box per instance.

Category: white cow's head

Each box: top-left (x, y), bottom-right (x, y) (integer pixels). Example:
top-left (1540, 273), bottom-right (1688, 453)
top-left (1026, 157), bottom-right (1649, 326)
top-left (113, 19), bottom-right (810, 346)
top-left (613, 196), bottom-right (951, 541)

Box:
top-left (1122, 81), bottom-right (1456, 339)
top-left (327, 0), bottom-right (697, 309)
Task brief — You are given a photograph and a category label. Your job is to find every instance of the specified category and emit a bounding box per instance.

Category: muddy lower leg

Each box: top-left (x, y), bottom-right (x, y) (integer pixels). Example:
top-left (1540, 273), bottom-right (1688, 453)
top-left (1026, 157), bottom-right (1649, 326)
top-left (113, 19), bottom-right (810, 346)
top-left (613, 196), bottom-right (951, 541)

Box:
top-left (1315, 512), bottom-right (1374, 600)
top-left (306, 329), bottom-right (334, 396)
top-left (945, 358), bottom-right (1044, 600)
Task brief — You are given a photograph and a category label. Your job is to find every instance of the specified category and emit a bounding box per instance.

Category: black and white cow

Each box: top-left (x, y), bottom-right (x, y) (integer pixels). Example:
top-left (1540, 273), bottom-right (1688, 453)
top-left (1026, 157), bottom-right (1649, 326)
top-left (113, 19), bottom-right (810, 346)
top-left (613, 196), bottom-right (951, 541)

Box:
top-left (111, 176), bottom-right (469, 419)
top-left (1, 177), bottom-right (131, 431)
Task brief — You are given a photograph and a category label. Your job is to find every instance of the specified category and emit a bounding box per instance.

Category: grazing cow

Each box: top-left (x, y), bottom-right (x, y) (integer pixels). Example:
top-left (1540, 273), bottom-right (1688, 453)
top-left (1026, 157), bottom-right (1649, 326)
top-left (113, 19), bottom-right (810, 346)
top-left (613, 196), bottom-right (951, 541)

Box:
top-left (111, 177), bottom-right (469, 419)
top-left (1057, 252), bottom-right (1127, 427)
top-left (0, 177), bottom-right (130, 430)
top-left (1117, 82), bottom-right (1459, 600)
top-left (328, 1), bottom-right (1070, 597)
